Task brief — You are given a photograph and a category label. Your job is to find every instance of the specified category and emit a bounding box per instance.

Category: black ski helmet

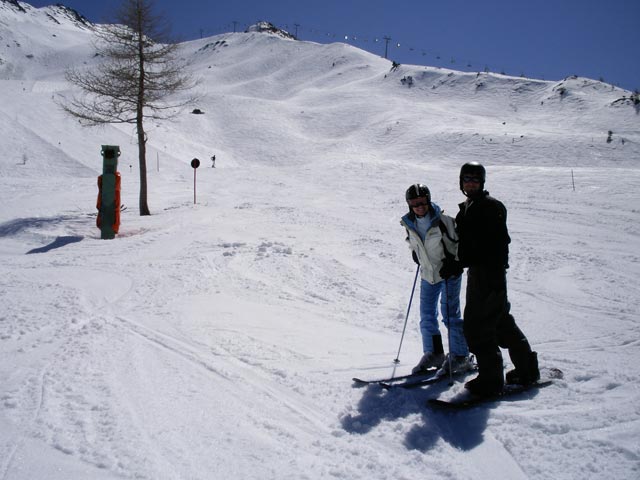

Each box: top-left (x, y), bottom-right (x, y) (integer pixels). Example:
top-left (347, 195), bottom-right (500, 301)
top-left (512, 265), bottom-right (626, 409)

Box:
top-left (405, 183), bottom-right (431, 204)
top-left (459, 162), bottom-right (486, 191)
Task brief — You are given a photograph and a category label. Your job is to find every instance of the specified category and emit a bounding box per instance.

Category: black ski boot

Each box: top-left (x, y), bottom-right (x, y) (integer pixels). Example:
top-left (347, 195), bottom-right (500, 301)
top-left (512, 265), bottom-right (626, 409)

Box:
top-left (465, 346), bottom-right (504, 396)
top-left (506, 351), bottom-right (539, 385)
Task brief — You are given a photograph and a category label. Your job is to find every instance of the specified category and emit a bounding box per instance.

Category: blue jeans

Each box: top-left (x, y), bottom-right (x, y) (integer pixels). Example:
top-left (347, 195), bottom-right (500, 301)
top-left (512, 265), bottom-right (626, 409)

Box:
top-left (419, 275), bottom-right (468, 356)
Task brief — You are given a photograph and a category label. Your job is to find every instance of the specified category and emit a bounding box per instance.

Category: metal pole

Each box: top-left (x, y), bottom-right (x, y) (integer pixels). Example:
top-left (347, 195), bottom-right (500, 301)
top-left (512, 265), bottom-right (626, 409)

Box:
top-left (394, 265), bottom-right (420, 364)
top-left (383, 36), bottom-right (391, 59)
top-left (444, 278), bottom-right (454, 385)
top-left (191, 158), bottom-right (200, 203)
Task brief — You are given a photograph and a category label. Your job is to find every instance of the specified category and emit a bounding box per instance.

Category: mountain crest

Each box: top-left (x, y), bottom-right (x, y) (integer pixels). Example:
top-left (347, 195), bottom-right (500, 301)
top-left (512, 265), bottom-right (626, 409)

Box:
top-left (0, 0), bottom-right (26, 13)
top-left (0, 1), bottom-right (92, 28)
top-left (46, 4), bottom-right (92, 28)
top-left (245, 21), bottom-right (296, 40)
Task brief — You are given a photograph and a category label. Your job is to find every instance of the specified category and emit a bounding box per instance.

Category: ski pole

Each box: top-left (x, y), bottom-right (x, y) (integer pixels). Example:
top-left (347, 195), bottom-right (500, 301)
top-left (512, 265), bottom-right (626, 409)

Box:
top-left (444, 278), bottom-right (454, 385)
top-left (394, 265), bottom-right (420, 364)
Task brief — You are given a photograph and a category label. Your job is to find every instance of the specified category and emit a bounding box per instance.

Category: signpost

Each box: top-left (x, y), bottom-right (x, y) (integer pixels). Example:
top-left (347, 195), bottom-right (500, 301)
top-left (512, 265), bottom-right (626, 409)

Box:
top-left (191, 158), bottom-right (200, 204)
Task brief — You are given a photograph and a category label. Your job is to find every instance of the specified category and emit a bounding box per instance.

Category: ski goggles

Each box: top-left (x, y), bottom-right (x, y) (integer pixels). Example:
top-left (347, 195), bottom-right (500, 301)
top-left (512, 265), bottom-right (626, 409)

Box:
top-left (461, 176), bottom-right (482, 183)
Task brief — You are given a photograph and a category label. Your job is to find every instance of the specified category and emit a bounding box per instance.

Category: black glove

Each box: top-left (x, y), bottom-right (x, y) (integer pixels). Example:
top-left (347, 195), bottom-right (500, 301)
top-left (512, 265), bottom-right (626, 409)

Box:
top-left (412, 251), bottom-right (420, 265)
top-left (439, 258), bottom-right (463, 279)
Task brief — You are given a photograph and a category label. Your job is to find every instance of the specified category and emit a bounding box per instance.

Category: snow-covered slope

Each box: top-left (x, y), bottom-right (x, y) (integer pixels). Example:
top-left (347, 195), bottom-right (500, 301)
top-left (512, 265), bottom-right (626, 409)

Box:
top-left (0, 0), bottom-right (93, 79)
top-left (1, 2), bottom-right (639, 479)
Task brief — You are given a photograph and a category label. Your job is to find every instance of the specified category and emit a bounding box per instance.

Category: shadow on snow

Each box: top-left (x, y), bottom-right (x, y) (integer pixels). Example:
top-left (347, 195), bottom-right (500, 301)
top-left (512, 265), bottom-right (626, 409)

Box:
top-left (0, 216), bottom-right (87, 253)
top-left (341, 381), bottom-right (542, 452)
top-left (26, 235), bottom-right (84, 254)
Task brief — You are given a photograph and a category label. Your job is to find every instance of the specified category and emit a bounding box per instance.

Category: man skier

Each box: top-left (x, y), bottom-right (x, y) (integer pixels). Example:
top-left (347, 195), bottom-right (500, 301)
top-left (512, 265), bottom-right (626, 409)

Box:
top-left (455, 162), bottom-right (539, 396)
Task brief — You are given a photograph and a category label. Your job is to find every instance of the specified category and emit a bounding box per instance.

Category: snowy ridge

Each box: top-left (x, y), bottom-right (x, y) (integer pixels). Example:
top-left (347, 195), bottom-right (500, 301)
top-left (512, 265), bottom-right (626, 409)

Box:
top-left (0, 2), bottom-right (639, 479)
top-left (0, 0), bottom-right (91, 27)
top-left (0, 1), bottom-right (94, 80)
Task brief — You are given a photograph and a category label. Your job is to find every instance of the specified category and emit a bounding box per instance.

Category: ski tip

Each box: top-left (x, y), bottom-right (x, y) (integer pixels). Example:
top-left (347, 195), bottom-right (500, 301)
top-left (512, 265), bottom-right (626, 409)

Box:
top-left (352, 378), bottom-right (370, 387)
top-left (542, 367), bottom-right (564, 380)
top-left (427, 397), bottom-right (472, 410)
top-left (352, 377), bottom-right (385, 387)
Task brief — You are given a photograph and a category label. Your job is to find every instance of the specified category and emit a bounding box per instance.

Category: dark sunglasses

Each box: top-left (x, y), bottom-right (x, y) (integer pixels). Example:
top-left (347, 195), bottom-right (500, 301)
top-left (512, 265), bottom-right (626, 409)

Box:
top-left (462, 176), bottom-right (482, 183)
top-left (409, 200), bottom-right (429, 208)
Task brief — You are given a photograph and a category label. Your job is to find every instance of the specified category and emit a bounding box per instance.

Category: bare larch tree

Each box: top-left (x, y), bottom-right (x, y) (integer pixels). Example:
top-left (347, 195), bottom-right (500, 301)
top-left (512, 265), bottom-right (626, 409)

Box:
top-left (63, 0), bottom-right (197, 215)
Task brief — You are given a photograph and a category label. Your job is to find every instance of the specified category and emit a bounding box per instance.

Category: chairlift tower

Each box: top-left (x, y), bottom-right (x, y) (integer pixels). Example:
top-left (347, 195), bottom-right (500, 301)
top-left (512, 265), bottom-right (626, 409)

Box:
top-left (383, 36), bottom-right (391, 59)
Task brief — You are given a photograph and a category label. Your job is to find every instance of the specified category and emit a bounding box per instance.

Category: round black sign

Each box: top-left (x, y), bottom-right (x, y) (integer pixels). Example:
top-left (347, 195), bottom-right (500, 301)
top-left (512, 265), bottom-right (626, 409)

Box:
top-left (191, 158), bottom-right (200, 169)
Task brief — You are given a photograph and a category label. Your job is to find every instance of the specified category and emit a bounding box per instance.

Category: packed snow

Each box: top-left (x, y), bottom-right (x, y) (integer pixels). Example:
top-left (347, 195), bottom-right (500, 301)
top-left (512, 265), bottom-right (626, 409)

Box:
top-left (1, 2), bottom-right (639, 479)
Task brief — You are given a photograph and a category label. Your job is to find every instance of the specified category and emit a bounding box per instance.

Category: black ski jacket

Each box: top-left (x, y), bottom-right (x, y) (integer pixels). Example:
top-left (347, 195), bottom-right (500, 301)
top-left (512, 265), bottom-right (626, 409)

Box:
top-left (455, 191), bottom-right (511, 269)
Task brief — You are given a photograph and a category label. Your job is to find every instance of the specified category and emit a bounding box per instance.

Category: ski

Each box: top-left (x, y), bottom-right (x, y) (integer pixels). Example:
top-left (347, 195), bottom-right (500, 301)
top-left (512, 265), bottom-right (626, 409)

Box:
top-left (427, 367), bottom-right (563, 410)
top-left (380, 365), bottom-right (477, 389)
top-left (352, 367), bottom-right (437, 386)
top-left (427, 380), bottom-right (554, 409)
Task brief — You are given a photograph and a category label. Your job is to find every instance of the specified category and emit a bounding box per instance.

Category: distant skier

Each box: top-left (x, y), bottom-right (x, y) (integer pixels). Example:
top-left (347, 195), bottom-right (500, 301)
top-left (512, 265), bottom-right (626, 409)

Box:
top-left (211, 155), bottom-right (216, 168)
top-left (455, 162), bottom-right (539, 396)
top-left (401, 184), bottom-right (471, 375)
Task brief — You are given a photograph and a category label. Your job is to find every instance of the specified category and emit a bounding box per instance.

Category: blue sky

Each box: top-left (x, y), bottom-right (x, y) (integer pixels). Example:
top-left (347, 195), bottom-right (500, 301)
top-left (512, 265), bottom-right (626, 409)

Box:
top-left (28, 0), bottom-right (639, 91)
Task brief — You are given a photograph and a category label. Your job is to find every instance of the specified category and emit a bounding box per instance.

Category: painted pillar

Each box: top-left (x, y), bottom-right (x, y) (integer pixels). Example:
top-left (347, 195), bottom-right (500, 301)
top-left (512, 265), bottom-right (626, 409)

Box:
top-left (97, 145), bottom-right (121, 239)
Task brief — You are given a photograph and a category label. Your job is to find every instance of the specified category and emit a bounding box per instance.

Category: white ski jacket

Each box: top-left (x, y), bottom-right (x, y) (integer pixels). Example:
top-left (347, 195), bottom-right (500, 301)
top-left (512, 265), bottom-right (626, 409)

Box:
top-left (401, 203), bottom-right (459, 284)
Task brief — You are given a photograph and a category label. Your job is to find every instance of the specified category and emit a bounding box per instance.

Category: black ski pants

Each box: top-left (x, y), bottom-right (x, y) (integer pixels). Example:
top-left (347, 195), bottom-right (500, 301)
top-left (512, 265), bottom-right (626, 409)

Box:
top-left (463, 266), bottom-right (530, 359)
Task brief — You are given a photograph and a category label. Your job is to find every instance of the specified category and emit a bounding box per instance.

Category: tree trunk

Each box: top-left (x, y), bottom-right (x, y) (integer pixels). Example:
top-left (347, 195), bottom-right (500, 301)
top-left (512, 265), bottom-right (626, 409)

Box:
top-left (137, 117), bottom-right (150, 215)
top-left (136, 6), bottom-right (150, 216)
